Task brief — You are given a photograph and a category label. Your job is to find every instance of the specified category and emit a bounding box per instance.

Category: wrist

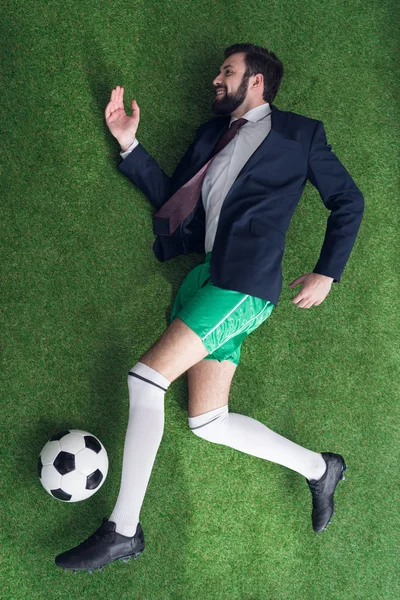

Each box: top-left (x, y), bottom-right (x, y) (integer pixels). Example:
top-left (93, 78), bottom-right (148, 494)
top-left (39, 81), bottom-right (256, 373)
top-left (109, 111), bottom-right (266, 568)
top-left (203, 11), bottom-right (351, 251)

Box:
top-left (119, 137), bottom-right (136, 152)
top-left (313, 271), bottom-right (334, 282)
top-left (120, 141), bottom-right (134, 152)
top-left (321, 275), bottom-right (334, 283)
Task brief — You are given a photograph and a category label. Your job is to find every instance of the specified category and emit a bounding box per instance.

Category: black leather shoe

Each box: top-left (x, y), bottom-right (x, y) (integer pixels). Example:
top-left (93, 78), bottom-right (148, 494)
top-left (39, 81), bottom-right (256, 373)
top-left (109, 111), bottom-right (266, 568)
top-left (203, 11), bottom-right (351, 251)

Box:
top-left (306, 452), bottom-right (347, 533)
top-left (55, 518), bottom-right (145, 573)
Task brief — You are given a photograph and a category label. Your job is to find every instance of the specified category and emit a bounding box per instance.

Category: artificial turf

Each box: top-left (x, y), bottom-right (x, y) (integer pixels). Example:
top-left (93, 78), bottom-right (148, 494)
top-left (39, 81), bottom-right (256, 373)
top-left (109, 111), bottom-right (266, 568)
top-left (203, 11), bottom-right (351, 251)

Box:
top-left (1, 0), bottom-right (399, 598)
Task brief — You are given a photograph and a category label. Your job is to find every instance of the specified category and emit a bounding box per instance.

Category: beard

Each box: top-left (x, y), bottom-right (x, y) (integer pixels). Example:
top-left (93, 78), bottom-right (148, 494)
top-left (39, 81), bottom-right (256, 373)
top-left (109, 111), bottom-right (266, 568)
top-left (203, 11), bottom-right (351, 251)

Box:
top-left (211, 73), bottom-right (251, 116)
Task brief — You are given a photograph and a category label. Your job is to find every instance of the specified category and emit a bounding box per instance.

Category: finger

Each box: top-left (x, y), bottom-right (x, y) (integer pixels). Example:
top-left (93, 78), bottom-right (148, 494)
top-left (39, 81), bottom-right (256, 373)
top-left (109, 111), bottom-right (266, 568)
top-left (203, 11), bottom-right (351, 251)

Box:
top-left (132, 98), bottom-right (140, 115)
top-left (118, 86), bottom-right (124, 109)
top-left (105, 100), bottom-right (115, 119)
top-left (289, 277), bottom-right (304, 287)
top-left (111, 86), bottom-right (119, 109)
top-left (113, 85), bottom-right (120, 107)
top-left (298, 299), bottom-right (310, 308)
top-left (295, 295), bottom-right (311, 307)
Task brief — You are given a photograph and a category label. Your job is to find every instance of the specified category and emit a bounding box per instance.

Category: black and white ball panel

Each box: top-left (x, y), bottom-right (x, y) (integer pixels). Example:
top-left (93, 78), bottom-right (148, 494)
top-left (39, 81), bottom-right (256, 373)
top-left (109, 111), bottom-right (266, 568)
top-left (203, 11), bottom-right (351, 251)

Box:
top-left (38, 429), bottom-right (108, 502)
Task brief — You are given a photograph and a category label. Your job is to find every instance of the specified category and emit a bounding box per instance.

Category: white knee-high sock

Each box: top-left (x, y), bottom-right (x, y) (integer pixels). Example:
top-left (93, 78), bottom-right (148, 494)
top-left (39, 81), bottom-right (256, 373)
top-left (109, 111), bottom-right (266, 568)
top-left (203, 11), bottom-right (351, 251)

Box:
top-left (110, 361), bottom-right (171, 537)
top-left (188, 406), bottom-right (326, 481)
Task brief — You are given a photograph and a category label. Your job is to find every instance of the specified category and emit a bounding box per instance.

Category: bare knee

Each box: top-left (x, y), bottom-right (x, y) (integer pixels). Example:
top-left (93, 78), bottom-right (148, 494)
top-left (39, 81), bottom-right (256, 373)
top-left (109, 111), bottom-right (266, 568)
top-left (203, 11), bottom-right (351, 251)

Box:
top-left (138, 318), bottom-right (209, 383)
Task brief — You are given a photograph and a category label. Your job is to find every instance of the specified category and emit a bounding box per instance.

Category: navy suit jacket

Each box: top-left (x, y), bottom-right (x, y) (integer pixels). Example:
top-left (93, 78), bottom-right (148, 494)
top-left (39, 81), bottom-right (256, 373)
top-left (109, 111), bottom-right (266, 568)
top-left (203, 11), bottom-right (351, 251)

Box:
top-left (118, 103), bottom-right (364, 306)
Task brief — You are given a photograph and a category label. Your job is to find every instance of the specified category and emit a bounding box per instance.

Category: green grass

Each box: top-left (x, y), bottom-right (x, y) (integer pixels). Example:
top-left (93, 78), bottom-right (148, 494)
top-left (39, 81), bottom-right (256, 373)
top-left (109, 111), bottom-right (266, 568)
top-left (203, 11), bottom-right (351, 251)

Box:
top-left (1, 0), bottom-right (399, 598)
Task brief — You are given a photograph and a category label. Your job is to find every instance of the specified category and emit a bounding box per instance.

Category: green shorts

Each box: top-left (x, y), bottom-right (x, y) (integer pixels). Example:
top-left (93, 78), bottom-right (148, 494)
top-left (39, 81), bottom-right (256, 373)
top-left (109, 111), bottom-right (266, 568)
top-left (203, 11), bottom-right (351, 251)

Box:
top-left (169, 251), bottom-right (275, 366)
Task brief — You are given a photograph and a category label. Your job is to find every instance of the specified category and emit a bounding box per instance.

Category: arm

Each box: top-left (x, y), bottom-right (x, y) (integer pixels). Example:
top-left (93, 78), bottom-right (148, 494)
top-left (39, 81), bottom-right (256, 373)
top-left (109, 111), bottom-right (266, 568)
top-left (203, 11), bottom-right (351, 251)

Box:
top-left (105, 85), bottom-right (175, 211)
top-left (307, 121), bottom-right (365, 282)
top-left (117, 123), bottom-right (207, 211)
top-left (120, 138), bottom-right (140, 157)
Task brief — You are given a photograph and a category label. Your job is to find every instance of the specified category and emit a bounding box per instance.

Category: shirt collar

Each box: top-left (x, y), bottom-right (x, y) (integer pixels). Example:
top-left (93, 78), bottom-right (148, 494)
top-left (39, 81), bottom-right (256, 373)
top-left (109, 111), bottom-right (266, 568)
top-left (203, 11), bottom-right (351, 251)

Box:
top-left (230, 102), bottom-right (271, 125)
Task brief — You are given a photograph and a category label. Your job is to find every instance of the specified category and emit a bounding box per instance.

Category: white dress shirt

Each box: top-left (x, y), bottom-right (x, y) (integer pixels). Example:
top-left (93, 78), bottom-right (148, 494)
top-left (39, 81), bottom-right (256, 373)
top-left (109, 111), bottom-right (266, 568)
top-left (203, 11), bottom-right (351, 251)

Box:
top-left (120, 103), bottom-right (272, 253)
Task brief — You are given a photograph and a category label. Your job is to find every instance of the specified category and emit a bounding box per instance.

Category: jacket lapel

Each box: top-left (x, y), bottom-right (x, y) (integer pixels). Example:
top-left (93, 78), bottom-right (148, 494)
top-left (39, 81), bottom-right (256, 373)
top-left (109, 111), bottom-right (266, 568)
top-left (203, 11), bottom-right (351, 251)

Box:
top-left (193, 103), bottom-right (289, 181)
top-left (235, 103), bottom-right (289, 179)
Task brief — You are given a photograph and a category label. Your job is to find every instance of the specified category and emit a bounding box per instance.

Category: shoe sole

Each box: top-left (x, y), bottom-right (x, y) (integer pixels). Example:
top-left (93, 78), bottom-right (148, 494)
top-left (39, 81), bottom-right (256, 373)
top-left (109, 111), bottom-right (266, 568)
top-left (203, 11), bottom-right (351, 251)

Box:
top-left (61, 550), bottom-right (144, 574)
top-left (318, 462), bottom-right (347, 533)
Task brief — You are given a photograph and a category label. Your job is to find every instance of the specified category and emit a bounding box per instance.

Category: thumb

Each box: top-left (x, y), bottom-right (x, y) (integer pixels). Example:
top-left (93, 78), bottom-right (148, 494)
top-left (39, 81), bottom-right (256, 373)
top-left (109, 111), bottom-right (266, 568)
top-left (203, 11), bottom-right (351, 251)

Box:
top-left (131, 99), bottom-right (140, 120)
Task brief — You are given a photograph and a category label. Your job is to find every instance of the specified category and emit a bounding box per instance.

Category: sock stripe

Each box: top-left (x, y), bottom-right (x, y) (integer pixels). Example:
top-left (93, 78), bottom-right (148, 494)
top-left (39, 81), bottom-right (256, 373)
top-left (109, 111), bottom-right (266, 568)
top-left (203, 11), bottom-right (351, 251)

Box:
top-left (189, 414), bottom-right (225, 431)
top-left (128, 371), bottom-right (168, 392)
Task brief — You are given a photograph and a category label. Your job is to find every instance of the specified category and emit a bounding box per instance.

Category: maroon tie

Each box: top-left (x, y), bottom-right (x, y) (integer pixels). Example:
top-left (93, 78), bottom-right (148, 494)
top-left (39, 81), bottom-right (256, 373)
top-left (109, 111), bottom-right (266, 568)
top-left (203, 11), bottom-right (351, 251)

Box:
top-left (154, 118), bottom-right (248, 236)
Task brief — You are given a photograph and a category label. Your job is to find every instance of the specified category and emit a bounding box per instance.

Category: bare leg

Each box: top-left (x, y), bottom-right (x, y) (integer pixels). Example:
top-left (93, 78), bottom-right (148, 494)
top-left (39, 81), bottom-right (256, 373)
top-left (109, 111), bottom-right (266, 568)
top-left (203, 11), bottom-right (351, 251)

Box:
top-left (187, 358), bottom-right (237, 417)
top-left (139, 317), bottom-right (209, 382)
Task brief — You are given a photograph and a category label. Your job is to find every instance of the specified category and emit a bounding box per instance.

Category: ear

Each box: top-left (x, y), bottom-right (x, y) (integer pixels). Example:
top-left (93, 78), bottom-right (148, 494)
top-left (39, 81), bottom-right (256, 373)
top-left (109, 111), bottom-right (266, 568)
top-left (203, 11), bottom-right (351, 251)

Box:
top-left (253, 73), bottom-right (263, 88)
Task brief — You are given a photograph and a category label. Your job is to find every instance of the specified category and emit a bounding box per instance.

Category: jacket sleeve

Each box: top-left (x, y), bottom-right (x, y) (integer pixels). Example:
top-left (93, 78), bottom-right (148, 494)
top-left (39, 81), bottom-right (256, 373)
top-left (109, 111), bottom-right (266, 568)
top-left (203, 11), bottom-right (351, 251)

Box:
top-left (117, 123), bottom-right (206, 211)
top-left (307, 120), bottom-right (364, 282)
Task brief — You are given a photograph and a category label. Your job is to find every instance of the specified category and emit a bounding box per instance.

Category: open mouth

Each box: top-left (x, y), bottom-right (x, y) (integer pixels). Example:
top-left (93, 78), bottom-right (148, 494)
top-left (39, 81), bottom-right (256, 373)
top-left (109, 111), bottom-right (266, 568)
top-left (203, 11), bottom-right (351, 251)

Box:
top-left (216, 89), bottom-right (225, 96)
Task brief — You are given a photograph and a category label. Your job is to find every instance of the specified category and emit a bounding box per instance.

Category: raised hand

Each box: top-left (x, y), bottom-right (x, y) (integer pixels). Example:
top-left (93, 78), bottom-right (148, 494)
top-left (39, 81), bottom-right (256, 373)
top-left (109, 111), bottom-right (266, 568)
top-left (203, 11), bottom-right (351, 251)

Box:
top-left (105, 85), bottom-right (140, 151)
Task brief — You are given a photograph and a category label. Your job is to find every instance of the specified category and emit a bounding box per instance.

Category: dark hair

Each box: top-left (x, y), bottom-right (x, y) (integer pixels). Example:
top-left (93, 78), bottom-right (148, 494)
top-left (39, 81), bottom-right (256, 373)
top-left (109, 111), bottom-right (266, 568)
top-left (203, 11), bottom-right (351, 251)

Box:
top-left (223, 43), bottom-right (284, 104)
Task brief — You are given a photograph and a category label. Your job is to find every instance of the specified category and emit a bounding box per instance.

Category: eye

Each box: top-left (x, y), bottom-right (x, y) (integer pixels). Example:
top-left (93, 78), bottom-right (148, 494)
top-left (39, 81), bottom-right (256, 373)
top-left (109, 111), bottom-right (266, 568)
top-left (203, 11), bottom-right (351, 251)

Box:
top-left (216, 70), bottom-right (232, 77)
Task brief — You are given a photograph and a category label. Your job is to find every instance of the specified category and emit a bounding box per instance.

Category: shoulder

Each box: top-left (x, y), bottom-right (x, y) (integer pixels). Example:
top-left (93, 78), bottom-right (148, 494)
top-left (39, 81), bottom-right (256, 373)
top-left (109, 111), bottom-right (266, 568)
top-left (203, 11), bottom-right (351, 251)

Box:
top-left (276, 105), bottom-right (322, 134)
top-left (273, 106), bottom-right (332, 156)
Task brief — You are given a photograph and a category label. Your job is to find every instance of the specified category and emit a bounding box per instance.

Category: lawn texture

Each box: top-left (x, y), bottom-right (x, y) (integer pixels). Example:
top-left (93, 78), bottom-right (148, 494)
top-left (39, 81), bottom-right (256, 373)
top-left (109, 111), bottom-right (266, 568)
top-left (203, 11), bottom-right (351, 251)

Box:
top-left (1, 0), bottom-right (399, 598)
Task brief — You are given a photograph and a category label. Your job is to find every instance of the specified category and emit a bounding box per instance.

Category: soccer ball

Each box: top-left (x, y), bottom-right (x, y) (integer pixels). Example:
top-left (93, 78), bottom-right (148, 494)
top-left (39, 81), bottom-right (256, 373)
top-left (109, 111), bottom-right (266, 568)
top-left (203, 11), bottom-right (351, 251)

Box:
top-left (38, 429), bottom-right (109, 502)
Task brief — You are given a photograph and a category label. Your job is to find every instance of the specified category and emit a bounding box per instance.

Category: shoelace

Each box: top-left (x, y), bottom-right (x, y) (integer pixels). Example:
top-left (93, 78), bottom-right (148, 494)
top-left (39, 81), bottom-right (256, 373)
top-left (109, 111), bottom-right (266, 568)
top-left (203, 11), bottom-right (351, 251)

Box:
top-left (308, 480), bottom-right (325, 508)
top-left (80, 518), bottom-right (113, 548)
top-left (308, 480), bottom-right (322, 496)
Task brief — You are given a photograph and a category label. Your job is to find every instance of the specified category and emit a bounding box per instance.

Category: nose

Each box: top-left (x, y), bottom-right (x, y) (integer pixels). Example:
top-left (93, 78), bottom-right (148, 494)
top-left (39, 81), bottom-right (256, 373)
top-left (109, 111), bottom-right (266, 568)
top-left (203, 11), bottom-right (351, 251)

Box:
top-left (212, 75), bottom-right (223, 88)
